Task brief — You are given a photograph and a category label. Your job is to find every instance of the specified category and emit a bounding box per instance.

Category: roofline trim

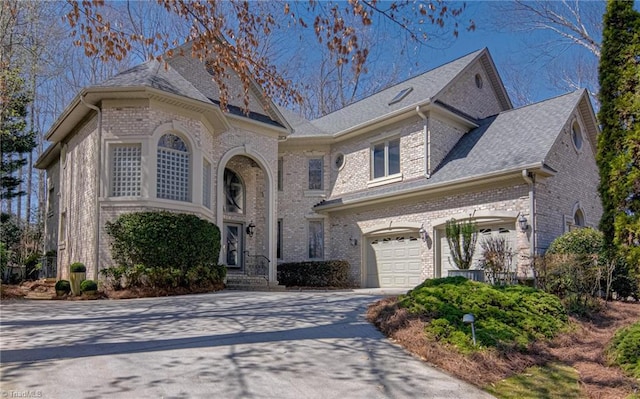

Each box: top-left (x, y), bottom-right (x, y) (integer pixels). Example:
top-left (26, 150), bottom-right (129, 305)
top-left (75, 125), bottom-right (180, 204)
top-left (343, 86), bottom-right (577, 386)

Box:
top-left (314, 162), bottom-right (554, 212)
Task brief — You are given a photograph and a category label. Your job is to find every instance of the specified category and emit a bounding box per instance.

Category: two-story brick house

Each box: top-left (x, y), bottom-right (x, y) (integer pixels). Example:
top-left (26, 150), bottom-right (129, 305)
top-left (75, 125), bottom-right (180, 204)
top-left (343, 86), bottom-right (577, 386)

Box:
top-left (36, 47), bottom-right (601, 288)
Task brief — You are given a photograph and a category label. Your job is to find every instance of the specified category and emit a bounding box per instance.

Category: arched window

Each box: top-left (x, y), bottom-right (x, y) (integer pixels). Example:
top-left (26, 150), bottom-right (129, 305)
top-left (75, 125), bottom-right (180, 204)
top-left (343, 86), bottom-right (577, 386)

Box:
top-left (157, 133), bottom-right (190, 202)
top-left (224, 168), bottom-right (244, 213)
top-left (574, 208), bottom-right (585, 227)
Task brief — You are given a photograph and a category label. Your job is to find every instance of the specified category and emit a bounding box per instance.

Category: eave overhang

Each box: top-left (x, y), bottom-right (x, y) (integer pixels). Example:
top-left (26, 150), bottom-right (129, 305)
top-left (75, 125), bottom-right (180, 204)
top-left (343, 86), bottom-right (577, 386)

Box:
top-left (314, 162), bottom-right (556, 213)
top-left (34, 142), bottom-right (61, 170)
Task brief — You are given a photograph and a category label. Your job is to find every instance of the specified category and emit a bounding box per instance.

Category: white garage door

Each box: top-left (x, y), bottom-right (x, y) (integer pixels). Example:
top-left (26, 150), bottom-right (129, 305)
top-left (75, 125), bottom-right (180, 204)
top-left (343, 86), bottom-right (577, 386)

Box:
top-left (440, 224), bottom-right (516, 277)
top-left (366, 234), bottom-right (422, 288)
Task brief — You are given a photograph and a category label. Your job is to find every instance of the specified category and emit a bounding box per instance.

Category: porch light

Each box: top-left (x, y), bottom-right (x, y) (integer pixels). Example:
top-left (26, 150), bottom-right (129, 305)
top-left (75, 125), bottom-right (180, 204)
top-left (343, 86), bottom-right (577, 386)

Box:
top-left (349, 237), bottom-right (358, 246)
top-left (418, 225), bottom-right (428, 242)
top-left (246, 221), bottom-right (256, 237)
top-left (518, 214), bottom-right (529, 231)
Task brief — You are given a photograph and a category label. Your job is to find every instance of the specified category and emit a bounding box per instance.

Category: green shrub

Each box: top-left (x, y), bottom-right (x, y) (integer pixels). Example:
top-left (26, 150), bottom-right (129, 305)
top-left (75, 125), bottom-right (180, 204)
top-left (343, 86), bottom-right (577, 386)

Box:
top-left (277, 260), bottom-right (351, 287)
top-left (398, 277), bottom-right (568, 353)
top-left (105, 211), bottom-right (220, 272)
top-left (55, 280), bottom-right (71, 293)
top-left (547, 228), bottom-right (604, 255)
top-left (607, 322), bottom-right (640, 378)
top-left (69, 262), bottom-right (86, 273)
top-left (80, 279), bottom-right (98, 292)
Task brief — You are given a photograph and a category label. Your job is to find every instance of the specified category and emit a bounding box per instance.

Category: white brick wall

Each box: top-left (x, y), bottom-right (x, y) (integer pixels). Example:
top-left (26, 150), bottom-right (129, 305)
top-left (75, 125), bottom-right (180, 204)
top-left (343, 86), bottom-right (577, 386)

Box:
top-left (438, 61), bottom-right (505, 119)
top-left (535, 111), bottom-right (602, 251)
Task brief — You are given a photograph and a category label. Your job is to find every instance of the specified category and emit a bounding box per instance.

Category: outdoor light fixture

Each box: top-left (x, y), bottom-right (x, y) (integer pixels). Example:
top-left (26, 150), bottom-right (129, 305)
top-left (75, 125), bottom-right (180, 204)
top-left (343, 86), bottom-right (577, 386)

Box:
top-left (463, 313), bottom-right (477, 346)
top-left (246, 221), bottom-right (256, 237)
top-left (518, 214), bottom-right (529, 231)
top-left (349, 237), bottom-right (358, 246)
top-left (418, 224), bottom-right (428, 242)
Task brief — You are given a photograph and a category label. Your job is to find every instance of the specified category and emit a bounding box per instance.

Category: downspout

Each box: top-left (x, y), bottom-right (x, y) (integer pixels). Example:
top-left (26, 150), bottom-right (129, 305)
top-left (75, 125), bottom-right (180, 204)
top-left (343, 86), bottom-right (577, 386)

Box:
top-left (416, 106), bottom-right (431, 178)
top-left (522, 170), bottom-right (536, 259)
top-left (80, 95), bottom-right (102, 281)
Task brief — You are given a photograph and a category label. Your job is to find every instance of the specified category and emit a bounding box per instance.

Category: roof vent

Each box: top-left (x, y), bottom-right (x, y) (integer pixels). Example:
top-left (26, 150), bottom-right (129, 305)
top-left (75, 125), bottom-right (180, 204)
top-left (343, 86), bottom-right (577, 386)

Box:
top-left (388, 87), bottom-right (413, 105)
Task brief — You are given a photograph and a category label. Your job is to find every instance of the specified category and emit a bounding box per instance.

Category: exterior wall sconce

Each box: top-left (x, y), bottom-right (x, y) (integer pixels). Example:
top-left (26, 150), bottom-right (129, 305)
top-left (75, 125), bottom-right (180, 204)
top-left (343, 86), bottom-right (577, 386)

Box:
top-left (418, 225), bottom-right (428, 242)
top-left (246, 221), bottom-right (256, 237)
top-left (463, 313), bottom-right (477, 346)
top-left (349, 237), bottom-right (358, 246)
top-left (518, 214), bottom-right (529, 231)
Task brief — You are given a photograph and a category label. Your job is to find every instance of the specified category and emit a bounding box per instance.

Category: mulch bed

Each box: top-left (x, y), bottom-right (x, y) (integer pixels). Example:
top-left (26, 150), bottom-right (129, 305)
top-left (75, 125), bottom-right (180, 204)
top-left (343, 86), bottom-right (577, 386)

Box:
top-left (367, 297), bottom-right (640, 399)
top-left (0, 280), bottom-right (224, 301)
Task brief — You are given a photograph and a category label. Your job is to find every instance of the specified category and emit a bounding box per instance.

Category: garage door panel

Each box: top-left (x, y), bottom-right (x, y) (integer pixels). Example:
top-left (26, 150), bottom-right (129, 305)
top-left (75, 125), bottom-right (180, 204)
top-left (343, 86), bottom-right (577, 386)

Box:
top-left (367, 235), bottom-right (422, 288)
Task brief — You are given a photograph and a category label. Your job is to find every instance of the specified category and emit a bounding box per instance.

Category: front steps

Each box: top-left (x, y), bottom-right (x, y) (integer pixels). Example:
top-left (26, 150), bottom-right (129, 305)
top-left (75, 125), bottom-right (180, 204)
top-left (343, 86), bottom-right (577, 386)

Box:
top-left (224, 274), bottom-right (286, 291)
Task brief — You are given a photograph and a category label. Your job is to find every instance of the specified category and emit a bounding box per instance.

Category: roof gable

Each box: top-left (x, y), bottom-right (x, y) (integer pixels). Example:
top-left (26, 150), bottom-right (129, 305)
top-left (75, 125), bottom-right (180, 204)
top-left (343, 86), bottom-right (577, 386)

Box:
top-left (430, 90), bottom-right (588, 181)
top-left (307, 49), bottom-right (486, 136)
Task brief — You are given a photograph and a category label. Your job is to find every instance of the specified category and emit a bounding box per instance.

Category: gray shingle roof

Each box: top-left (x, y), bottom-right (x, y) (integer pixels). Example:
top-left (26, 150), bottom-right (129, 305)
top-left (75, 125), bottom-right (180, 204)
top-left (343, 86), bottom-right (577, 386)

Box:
top-left (315, 90), bottom-right (586, 209)
top-left (97, 60), bottom-right (210, 103)
top-left (96, 45), bottom-right (283, 126)
top-left (304, 49), bottom-right (485, 136)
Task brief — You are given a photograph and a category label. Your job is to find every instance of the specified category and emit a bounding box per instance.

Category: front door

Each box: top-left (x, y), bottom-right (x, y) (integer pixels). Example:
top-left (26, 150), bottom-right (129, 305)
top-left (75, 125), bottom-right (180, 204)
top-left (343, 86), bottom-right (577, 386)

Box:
top-left (224, 223), bottom-right (243, 270)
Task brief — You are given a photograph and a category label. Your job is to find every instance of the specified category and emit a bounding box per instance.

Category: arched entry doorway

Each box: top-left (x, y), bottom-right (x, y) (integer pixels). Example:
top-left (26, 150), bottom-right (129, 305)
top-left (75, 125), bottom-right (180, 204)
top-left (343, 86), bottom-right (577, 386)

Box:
top-left (217, 147), bottom-right (276, 283)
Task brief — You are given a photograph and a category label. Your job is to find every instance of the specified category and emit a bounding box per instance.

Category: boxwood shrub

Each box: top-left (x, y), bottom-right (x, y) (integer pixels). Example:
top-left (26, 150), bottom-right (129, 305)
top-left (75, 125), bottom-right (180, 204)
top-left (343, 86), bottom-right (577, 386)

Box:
top-left (69, 262), bottom-right (86, 273)
top-left (80, 279), bottom-right (98, 292)
top-left (104, 211), bottom-right (225, 290)
top-left (277, 260), bottom-right (351, 287)
top-left (55, 279), bottom-right (71, 293)
top-left (106, 211), bottom-right (221, 271)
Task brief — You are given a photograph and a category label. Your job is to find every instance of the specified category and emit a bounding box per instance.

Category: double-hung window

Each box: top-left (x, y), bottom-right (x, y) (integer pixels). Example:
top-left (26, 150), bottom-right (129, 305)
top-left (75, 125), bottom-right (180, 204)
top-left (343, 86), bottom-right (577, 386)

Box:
top-left (308, 157), bottom-right (323, 190)
top-left (372, 138), bottom-right (400, 179)
top-left (308, 220), bottom-right (324, 259)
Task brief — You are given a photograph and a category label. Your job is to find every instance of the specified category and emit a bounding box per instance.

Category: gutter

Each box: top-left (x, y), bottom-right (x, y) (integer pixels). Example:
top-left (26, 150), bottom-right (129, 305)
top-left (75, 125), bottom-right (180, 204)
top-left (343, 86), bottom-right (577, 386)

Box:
top-left (522, 170), bottom-right (536, 259)
top-left (316, 162), bottom-right (552, 212)
top-left (79, 95), bottom-right (102, 281)
top-left (415, 106), bottom-right (431, 178)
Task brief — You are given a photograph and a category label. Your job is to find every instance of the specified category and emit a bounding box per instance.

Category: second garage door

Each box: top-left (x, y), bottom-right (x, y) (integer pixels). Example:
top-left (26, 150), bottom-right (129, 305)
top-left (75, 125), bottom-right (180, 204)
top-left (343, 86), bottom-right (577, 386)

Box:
top-left (440, 224), bottom-right (516, 277)
top-left (366, 234), bottom-right (422, 288)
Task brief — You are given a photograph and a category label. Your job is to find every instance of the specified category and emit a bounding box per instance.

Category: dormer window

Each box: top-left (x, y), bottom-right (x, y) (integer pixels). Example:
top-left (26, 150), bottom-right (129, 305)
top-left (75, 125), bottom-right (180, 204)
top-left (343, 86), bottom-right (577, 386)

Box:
top-left (388, 87), bottom-right (413, 105)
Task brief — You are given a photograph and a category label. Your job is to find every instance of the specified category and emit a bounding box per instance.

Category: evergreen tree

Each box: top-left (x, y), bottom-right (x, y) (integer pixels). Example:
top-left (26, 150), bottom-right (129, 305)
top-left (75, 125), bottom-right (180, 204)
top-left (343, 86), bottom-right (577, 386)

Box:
top-left (597, 0), bottom-right (640, 267)
top-left (0, 67), bottom-right (36, 200)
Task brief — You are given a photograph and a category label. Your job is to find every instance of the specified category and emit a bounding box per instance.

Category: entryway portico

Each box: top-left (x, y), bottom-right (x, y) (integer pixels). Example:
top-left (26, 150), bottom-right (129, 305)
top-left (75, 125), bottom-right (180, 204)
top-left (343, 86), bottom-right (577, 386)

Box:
top-left (216, 146), bottom-right (278, 285)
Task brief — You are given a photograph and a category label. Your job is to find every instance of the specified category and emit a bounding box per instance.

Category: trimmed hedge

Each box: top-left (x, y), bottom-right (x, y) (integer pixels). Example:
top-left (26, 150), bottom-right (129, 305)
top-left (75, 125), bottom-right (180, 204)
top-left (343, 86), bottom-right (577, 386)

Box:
top-left (70, 262), bottom-right (86, 273)
top-left (55, 279), bottom-right (71, 293)
top-left (105, 211), bottom-right (221, 272)
top-left (80, 279), bottom-right (98, 292)
top-left (277, 260), bottom-right (351, 287)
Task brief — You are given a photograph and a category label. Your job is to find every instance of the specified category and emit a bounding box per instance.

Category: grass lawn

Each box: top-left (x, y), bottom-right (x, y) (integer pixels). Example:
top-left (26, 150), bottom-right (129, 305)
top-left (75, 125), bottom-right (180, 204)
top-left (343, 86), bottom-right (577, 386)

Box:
top-left (485, 363), bottom-right (581, 399)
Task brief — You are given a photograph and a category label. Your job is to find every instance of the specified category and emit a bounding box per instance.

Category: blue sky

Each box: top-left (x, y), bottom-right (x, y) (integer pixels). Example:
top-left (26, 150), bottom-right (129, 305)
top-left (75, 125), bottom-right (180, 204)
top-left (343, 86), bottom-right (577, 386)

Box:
top-left (404, 1), bottom-right (605, 105)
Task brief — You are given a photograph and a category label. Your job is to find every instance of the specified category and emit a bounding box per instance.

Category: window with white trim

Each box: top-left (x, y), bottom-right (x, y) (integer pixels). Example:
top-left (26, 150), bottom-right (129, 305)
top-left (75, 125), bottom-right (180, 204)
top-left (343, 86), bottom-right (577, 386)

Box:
top-left (111, 145), bottom-right (142, 197)
top-left (203, 159), bottom-right (211, 209)
top-left (571, 120), bottom-right (583, 151)
top-left (308, 220), bottom-right (324, 259)
top-left (372, 138), bottom-right (400, 179)
top-left (157, 134), bottom-right (190, 202)
top-left (308, 157), bottom-right (323, 190)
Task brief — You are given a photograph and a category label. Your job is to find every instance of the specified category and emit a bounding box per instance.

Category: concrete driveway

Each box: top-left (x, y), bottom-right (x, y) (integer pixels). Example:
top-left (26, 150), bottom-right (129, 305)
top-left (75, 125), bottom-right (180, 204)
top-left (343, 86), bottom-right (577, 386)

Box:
top-left (0, 291), bottom-right (494, 399)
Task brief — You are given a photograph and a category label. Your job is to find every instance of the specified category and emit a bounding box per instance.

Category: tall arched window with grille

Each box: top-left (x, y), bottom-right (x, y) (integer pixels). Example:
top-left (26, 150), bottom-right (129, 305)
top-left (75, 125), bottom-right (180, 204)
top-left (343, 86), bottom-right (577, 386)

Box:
top-left (157, 133), bottom-right (190, 202)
